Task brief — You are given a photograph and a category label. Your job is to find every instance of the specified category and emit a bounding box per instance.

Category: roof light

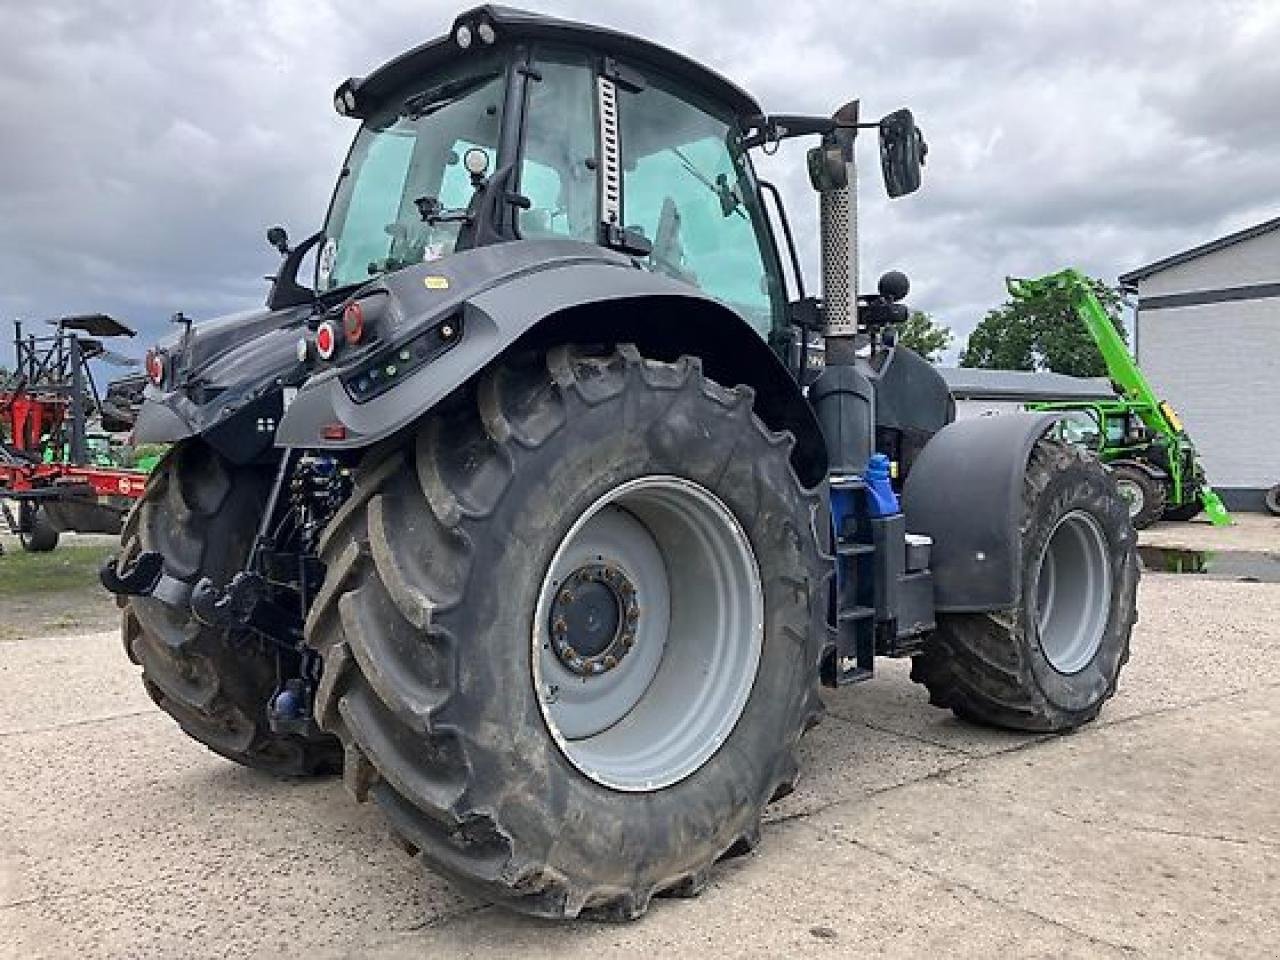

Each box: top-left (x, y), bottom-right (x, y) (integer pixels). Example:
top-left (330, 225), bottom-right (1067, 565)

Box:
top-left (476, 21), bottom-right (496, 44)
top-left (333, 94), bottom-right (347, 116)
top-left (455, 24), bottom-right (473, 48)
top-left (342, 89), bottom-right (356, 112)
top-left (316, 321), bottom-right (337, 360)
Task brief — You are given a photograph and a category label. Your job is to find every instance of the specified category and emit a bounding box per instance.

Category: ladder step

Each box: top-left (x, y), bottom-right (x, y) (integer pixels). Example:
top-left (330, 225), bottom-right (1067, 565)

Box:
top-left (837, 542), bottom-right (875, 557)
top-left (838, 605), bottom-right (875, 622)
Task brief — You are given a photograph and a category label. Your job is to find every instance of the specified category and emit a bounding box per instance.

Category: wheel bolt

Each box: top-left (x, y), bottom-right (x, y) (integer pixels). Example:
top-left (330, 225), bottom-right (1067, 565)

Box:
top-left (553, 618), bottom-right (567, 635)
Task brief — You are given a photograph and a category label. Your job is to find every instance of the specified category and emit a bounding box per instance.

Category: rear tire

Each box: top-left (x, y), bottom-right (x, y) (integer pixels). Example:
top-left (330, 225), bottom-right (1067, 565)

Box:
top-left (911, 440), bottom-right (1138, 732)
top-left (116, 441), bottom-right (341, 776)
top-left (1110, 463), bottom-right (1165, 530)
top-left (306, 345), bottom-right (828, 919)
top-left (19, 505), bottom-right (59, 553)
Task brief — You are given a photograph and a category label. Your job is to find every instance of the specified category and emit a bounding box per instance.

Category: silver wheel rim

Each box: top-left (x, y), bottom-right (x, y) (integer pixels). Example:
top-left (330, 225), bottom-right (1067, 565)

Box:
top-left (532, 476), bottom-right (763, 792)
top-left (1116, 478), bottom-right (1144, 519)
top-left (1034, 509), bottom-right (1113, 675)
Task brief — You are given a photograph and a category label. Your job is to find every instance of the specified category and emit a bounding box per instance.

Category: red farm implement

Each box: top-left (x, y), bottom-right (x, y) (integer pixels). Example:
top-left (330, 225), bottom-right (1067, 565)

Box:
top-left (1, 314), bottom-right (149, 552)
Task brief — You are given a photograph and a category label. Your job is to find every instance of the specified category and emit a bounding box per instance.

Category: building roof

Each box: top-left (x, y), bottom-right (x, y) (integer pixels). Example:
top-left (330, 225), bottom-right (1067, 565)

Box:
top-left (351, 5), bottom-right (762, 120)
top-left (1119, 215), bottom-right (1280, 285)
top-left (938, 367), bottom-right (1115, 402)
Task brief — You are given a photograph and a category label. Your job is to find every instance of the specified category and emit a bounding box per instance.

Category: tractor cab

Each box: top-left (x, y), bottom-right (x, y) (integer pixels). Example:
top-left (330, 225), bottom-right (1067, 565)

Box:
top-left (318, 7), bottom-right (788, 337)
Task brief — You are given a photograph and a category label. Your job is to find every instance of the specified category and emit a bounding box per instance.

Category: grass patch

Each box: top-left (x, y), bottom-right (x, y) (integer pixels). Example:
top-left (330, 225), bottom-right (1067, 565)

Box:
top-left (0, 543), bottom-right (116, 597)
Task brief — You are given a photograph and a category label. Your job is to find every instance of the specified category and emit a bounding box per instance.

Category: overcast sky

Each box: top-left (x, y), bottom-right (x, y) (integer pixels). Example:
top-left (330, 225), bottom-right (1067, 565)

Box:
top-left (2, 0), bottom-right (1277, 369)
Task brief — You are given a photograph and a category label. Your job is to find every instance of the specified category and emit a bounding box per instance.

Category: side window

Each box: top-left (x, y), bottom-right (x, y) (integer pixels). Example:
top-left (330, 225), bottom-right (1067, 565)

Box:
top-left (520, 54), bottom-right (597, 242)
top-left (619, 81), bottom-right (782, 336)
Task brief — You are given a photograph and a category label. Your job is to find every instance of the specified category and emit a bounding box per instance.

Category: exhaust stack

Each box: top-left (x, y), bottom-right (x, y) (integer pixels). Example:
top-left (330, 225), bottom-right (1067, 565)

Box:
top-left (808, 101), bottom-right (861, 342)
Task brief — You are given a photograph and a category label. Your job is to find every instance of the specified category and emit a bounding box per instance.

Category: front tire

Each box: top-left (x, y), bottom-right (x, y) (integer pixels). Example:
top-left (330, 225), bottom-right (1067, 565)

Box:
top-left (1110, 463), bottom-right (1165, 529)
top-left (117, 441), bottom-right (341, 775)
top-left (911, 440), bottom-right (1138, 732)
top-left (306, 345), bottom-right (828, 919)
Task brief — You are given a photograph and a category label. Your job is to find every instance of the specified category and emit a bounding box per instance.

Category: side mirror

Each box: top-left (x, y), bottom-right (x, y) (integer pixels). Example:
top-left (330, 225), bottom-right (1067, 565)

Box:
top-left (266, 225), bottom-right (291, 257)
top-left (879, 109), bottom-right (927, 198)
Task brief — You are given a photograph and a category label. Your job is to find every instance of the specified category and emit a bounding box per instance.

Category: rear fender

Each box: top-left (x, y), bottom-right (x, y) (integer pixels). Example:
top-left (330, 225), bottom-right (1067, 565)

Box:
top-left (276, 242), bottom-right (826, 486)
top-left (902, 412), bottom-right (1060, 612)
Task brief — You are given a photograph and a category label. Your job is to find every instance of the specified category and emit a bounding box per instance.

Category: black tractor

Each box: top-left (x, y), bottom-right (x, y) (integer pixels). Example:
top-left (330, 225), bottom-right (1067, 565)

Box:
top-left (104, 6), bottom-right (1138, 920)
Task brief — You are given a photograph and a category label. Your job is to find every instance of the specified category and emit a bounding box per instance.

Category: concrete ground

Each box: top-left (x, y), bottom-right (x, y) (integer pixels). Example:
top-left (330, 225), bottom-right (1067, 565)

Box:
top-left (1140, 511), bottom-right (1278, 553)
top-left (2, 539), bottom-right (1279, 957)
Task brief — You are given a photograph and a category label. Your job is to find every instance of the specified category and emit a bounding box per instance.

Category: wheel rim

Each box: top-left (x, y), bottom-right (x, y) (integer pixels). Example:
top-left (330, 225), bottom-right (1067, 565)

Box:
top-left (532, 476), bottom-right (763, 792)
top-left (1115, 478), bottom-right (1144, 519)
top-left (1033, 510), bottom-right (1113, 675)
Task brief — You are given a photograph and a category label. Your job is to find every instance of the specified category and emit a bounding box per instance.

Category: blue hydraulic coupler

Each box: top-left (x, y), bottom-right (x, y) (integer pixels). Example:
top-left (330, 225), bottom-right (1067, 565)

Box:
top-left (865, 453), bottom-right (900, 517)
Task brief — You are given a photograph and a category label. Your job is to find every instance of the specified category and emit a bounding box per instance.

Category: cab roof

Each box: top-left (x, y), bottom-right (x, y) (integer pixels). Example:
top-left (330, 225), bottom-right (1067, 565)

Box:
top-left (346, 5), bottom-right (762, 120)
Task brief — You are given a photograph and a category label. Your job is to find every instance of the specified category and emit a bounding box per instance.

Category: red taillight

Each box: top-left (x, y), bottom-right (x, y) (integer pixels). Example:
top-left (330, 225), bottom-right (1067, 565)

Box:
top-left (343, 301), bottom-right (365, 345)
top-left (320, 423), bottom-right (347, 440)
top-left (145, 349), bottom-right (166, 386)
top-left (316, 321), bottom-right (337, 360)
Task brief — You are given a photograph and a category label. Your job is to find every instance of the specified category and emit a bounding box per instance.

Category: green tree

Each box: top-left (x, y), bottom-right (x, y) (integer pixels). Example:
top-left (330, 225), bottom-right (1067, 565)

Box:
top-left (960, 275), bottom-right (1126, 377)
top-left (895, 310), bottom-right (953, 362)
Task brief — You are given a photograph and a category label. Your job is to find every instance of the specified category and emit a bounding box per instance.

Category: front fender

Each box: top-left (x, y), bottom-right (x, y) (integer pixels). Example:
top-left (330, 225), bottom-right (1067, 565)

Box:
top-left (903, 412), bottom-right (1060, 612)
top-left (132, 303), bottom-right (313, 463)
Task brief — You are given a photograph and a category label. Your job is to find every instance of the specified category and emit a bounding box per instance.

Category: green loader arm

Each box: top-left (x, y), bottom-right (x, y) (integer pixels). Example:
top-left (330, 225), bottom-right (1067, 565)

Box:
top-left (1008, 269), bottom-right (1231, 526)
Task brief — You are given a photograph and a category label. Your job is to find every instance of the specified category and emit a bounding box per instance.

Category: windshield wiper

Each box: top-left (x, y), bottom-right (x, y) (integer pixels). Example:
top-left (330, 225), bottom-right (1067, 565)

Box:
top-left (402, 71), bottom-right (501, 119)
top-left (670, 147), bottom-right (748, 220)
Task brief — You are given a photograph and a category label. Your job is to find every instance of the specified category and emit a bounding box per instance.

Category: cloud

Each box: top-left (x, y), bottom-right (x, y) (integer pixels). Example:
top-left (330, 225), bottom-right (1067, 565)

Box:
top-left (1, 0), bottom-right (1276, 371)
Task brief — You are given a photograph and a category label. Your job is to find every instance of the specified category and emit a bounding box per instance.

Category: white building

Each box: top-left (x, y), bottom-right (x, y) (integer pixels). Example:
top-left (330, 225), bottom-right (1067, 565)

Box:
top-left (1120, 217), bottom-right (1280, 511)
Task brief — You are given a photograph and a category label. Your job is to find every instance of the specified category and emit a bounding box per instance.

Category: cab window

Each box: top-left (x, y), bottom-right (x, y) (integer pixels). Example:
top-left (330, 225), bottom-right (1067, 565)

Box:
top-left (619, 79), bottom-right (783, 336)
top-left (519, 52), bottom-right (598, 242)
top-left (1055, 409), bottom-right (1103, 448)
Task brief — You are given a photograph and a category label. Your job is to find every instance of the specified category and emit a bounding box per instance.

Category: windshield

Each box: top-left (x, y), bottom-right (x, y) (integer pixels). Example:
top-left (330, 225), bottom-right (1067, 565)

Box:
top-left (318, 54), bottom-right (507, 292)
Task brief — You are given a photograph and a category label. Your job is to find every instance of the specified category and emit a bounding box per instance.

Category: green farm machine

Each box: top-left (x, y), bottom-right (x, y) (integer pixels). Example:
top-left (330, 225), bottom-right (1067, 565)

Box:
top-left (1018, 270), bottom-right (1231, 530)
top-left (102, 7), bottom-right (1139, 918)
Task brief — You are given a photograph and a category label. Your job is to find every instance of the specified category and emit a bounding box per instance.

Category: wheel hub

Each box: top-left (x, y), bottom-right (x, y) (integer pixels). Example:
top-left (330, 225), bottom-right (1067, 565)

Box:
top-left (1116, 479), bottom-right (1143, 517)
top-left (532, 476), bottom-right (764, 791)
top-left (548, 564), bottom-right (639, 676)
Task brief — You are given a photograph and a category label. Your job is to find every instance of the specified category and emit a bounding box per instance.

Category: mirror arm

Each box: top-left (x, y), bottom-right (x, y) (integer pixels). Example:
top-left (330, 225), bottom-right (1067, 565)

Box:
top-left (266, 230), bottom-right (323, 311)
top-left (743, 113), bottom-right (887, 150)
